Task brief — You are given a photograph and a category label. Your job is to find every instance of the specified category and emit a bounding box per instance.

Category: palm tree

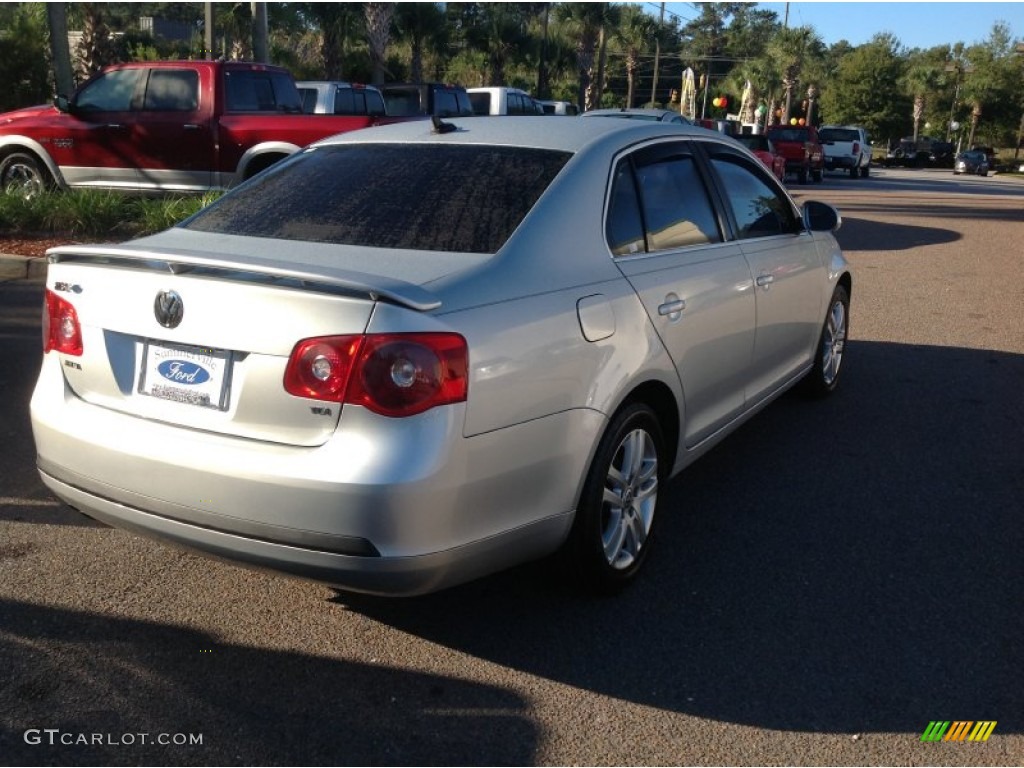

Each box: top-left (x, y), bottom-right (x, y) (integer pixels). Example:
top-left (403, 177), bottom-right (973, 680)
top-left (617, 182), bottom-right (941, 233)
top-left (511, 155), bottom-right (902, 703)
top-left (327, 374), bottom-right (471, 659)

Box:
top-left (614, 5), bottom-right (656, 108)
top-left (394, 2), bottom-right (447, 84)
top-left (306, 4), bottom-right (362, 80)
top-left (555, 2), bottom-right (609, 112)
top-left (364, 2), bottom-right (395, 85)
top-left (74, 3), bottom-right (117, 80)
top-left (467, 4), bottom-right (529, 85)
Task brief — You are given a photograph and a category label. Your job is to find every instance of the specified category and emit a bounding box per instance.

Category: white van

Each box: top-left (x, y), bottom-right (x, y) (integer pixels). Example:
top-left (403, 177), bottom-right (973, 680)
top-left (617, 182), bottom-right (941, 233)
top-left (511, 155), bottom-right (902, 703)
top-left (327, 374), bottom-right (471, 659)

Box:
top-left (467, 87), bottom-right (543, 116)
top-left (538, 100), bottom-right (579, 116)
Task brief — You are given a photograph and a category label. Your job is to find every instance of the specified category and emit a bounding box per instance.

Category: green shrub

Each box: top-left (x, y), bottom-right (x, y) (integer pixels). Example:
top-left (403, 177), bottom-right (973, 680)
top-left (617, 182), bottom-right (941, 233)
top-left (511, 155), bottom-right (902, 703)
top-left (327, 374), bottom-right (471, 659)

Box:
top-left (0, 190), bottom-right (221, 238)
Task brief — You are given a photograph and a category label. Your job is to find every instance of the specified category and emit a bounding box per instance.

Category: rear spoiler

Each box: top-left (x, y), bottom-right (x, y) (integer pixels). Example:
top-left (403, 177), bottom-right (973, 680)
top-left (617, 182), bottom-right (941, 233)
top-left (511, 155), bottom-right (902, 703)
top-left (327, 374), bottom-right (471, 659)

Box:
top-left (47, 244), bottom-right (442, 312)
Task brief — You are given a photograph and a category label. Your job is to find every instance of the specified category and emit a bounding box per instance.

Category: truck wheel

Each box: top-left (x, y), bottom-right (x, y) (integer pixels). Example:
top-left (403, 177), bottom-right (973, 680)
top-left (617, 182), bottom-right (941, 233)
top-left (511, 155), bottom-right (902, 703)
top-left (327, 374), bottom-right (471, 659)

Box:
top-left (797, 168), bottom-right (808, 184)
top-left (812, 168), bottom-right (823, 183)
top-left (849, 166), bottom-right (857, 178)
top-left (861, 164), bottom-right (870, 178)
top-left (0, 152), bottom-right (51, 198)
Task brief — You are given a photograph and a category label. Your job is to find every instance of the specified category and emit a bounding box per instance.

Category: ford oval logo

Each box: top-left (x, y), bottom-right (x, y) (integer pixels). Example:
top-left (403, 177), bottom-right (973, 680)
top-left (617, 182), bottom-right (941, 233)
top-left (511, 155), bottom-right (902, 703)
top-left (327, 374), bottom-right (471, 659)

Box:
top-left (157, 360), bottom-right (210, 385)
top-left (154, 290), bottom-right (183, 328)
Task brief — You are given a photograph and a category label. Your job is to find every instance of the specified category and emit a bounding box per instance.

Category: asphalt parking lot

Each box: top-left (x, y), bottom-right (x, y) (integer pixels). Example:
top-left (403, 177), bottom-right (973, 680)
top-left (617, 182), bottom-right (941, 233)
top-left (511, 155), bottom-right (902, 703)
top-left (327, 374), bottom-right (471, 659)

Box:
top-left (1, 166), bottom-right (1022, 765)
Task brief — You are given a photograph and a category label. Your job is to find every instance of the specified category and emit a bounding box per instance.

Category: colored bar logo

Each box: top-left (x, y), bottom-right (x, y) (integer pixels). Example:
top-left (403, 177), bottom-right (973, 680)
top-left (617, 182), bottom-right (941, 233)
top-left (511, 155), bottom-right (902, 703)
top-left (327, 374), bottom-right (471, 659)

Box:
top-left (921, 721), bottom-right (996, 742)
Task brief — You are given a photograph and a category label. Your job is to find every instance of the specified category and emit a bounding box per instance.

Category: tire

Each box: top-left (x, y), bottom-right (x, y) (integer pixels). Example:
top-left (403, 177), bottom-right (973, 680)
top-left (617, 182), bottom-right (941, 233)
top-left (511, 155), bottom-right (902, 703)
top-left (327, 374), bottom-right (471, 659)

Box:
top-left (797, 167), bottom-right (808, 184)
top-left (801, 285), bottom-right (849, 398)
top-left (812, 168), bottom-right (823, 183)
top-left (568, 402), bottom-right (665, 592)
top-left (848, 166), bottom-right (857, 178)
top-left (861, 164), bottom-right (870, 178)
top-left (0, 151), bottom-right (51, 198)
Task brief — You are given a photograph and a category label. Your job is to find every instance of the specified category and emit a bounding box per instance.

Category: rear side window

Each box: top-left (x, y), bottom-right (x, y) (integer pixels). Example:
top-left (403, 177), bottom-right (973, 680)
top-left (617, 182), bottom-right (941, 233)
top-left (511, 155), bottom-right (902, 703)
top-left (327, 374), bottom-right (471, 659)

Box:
top-left (469, 92), bottom-right (492, 115)
top-left (224, 70), bottom-right (300, 112)
top-left (184, 144), bottom-right (571, 254)
top-left (143, 70), bottom-right (199, 112)
top-left (605, 149), bottom-right (721, 255)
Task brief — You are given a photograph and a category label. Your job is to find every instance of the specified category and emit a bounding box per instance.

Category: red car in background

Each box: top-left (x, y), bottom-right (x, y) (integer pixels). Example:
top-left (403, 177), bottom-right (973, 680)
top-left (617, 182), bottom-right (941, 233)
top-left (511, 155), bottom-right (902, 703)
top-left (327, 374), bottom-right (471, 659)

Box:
top-left (735, 134), bottom-right (787, 182)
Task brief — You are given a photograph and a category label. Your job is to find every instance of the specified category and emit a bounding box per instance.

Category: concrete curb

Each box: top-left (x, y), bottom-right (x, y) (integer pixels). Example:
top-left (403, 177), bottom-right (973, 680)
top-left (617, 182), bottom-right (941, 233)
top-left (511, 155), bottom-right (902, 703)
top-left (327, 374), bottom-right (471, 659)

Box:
top-left (0, 253), bottom-right (47, 282)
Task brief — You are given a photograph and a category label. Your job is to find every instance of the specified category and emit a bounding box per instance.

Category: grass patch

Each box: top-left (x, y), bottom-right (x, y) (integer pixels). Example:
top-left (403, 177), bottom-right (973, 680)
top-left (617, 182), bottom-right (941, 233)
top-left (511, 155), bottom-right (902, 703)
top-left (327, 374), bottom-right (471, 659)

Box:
top-left (0, 190), bottom-right (221, 238)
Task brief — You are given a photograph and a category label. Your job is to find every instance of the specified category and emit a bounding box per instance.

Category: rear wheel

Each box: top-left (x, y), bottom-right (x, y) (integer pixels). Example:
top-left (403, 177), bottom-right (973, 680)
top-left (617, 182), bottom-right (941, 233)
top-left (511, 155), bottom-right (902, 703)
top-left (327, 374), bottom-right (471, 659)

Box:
top-left (797, 167), bottom-right (808, 184)
top-left (801, 285), bottom-right (849, 398)
top-left (861, 164), bottom-right (870, 178)
top-left (848, 166), bottom-right (858, 178)
top-left (0, 152), bottom-right (51, 198)
top-left (812, 167), bottom-right (823, 183)
top-left (568, 402), bottom-right (665, 592)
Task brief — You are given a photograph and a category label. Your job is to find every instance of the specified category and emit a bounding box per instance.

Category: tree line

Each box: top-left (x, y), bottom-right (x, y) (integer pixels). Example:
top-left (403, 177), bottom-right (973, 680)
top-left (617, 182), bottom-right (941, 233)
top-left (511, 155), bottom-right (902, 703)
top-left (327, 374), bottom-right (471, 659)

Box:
top-left (1, 2), bottom-right (1021, 151)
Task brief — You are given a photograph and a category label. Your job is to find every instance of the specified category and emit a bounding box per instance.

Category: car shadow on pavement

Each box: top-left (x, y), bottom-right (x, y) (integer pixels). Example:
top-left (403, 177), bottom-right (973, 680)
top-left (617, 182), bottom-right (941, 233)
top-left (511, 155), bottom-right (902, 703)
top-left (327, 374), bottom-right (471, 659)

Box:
top-left (833, 215), bottom-right (960, 251)
top-left (342, 340), bottom-right (1024, 737)
top-left (0, 598), bottom-right (537, 766)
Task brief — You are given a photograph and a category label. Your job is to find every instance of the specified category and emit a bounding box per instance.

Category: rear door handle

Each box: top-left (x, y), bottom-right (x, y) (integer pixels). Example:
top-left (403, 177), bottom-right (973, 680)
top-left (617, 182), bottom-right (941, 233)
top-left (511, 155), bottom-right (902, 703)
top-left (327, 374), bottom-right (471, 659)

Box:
top-left (756, 274), bottom-right (775, 287)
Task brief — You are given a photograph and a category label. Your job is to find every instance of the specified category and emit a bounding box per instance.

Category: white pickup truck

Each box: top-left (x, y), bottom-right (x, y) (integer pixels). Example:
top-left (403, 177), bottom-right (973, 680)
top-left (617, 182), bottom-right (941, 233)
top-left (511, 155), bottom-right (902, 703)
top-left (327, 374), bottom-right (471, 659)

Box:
top-left (819, 125), bottom-right (873, 178)
top-left (296, 81), bottom-right (386, 116)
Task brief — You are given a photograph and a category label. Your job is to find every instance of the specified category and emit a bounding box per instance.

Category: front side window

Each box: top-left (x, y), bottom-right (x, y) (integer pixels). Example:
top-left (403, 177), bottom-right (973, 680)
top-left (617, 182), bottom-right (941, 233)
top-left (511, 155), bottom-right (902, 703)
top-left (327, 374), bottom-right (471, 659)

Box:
top-left (75, 69), bottom-right (142, 112)
top-left (709, 155), bottom-right (797, 239)
top-left (184, 144), bottom-right (571, 254)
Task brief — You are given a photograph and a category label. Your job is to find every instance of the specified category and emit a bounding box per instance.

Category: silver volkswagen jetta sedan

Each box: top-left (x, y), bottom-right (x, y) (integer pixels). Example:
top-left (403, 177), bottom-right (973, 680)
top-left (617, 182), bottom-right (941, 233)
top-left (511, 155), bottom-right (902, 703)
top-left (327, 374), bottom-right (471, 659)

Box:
top-left (31, 117), bottom-right (850, 596)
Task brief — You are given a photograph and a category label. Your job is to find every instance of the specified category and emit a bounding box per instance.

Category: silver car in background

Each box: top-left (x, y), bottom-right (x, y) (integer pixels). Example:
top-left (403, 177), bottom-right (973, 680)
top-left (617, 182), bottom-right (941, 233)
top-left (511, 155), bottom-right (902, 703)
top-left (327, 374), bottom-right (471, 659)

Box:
top-left (31, 117), bottom-right (850, 596)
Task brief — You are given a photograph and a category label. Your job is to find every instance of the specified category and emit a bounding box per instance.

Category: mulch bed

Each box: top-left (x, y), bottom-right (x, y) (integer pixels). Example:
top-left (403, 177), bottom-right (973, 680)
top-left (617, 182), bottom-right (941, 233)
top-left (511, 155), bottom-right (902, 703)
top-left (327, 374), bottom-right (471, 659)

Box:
top-left (0, 236), bottom-right (102, 258)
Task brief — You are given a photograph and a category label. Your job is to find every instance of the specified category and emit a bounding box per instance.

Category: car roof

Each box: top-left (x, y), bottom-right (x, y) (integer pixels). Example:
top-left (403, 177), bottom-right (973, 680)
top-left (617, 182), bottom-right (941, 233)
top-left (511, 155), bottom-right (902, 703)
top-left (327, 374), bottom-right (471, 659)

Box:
top-left (312, 114), bottom-right (710, 154)
top-left (582, 108), bottom-right (682, 121)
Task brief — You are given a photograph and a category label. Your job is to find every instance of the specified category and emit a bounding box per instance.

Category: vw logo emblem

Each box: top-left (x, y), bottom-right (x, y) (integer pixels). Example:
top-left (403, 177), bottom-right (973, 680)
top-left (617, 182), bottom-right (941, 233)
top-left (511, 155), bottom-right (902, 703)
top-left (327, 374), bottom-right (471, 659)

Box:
top-left (154, 290), bottom-right (184, 329)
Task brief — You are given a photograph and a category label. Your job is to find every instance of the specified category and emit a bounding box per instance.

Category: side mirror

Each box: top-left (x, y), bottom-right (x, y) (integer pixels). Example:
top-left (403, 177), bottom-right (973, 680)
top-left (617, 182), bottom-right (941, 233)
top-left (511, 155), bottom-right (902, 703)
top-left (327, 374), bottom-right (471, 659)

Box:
top-left (53, 95), bottom-right (71, 113)
top-left (802, 200), bottom-right (842, 232)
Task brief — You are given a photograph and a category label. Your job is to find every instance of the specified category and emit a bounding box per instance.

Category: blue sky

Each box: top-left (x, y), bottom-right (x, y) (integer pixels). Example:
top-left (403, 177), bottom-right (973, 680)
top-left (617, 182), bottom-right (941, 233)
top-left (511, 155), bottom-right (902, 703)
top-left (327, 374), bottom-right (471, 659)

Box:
top-left (652, 2), bottom-right (1024, 50)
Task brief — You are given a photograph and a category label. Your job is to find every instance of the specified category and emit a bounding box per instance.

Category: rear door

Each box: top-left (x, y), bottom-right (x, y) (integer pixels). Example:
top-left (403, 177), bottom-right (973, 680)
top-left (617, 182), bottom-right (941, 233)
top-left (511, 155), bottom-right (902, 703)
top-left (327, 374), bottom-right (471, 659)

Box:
top-left (132, 67), bottom-right (214, 191)
top-left (609, 141), bottom-right (756, 447)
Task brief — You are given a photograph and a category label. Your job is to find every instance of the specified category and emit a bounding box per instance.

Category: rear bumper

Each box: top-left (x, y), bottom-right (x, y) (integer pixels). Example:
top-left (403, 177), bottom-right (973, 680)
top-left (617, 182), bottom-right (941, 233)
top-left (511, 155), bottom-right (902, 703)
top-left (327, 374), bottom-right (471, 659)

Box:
top-left (38, 468), bottom-right (572, 596)
top-left (823, 156), bottom-right (857, 170)
top-left (31, 357), bottom-right (597, 595)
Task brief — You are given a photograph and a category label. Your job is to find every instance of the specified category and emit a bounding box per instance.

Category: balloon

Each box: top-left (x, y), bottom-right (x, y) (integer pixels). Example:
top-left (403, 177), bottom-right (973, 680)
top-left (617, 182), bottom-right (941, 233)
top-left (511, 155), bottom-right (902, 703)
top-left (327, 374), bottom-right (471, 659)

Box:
top-left (790, 117), bottom-right (798, 125)
top-left (720, 97), bottom-right (728, 108)
top-left (798, 117), bottom-right (806, 126)
top-left (712, 97), bottom-right (721, 108)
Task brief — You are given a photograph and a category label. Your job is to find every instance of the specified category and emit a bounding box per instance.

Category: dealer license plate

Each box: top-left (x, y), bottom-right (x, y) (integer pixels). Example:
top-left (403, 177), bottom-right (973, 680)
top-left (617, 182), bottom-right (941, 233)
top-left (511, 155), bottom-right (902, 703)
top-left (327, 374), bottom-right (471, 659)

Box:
top-left (138, 341), bottom-right (232, 410)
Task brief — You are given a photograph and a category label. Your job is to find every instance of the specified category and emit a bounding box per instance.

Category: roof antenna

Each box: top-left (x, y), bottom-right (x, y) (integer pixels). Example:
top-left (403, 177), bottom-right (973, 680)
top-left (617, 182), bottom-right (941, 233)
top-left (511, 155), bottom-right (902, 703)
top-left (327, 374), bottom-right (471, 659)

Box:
top-left (432, 114), bottom-right (456, 134)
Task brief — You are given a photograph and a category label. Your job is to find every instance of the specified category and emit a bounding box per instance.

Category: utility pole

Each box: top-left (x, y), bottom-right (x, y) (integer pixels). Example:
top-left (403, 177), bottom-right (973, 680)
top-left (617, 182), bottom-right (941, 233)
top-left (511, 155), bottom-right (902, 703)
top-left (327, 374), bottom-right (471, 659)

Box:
top-left (204, 2), bottom-right (214, 59)
top-left (251, 2), bottom-right (269, 63)
top-left (46, 3), bottom-right (74, 97)
top-left (537, 3), bottom-right (550, 99)
top-left (649, 2), bottom-right (665, 107)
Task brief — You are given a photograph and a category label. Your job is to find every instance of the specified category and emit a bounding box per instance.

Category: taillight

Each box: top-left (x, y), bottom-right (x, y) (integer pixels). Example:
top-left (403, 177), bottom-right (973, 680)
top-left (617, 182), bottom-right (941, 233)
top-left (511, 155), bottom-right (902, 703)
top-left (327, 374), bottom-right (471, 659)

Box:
top-left (284, 332), bottom-right (468, 417)
top-left (852, 141), bottom-right (860, 154)
top-left (43, 289), bottom-right (83, 356)
top-left (283, 335), bottom-right (363, 401)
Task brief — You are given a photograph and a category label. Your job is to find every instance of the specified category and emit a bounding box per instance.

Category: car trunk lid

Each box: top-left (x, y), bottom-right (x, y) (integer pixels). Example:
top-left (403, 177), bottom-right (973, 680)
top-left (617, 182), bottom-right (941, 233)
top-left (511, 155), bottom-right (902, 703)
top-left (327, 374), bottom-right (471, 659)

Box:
top-left (45, 243), bottom-right (443, 447)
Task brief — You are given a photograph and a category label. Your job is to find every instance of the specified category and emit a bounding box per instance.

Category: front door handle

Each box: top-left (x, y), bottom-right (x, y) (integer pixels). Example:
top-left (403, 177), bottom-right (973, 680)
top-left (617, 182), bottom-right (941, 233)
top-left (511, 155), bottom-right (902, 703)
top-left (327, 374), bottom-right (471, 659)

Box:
top-left (756, 274), bottom-right (775, 288)
top-left (658, 298), bottom-right (686, 317)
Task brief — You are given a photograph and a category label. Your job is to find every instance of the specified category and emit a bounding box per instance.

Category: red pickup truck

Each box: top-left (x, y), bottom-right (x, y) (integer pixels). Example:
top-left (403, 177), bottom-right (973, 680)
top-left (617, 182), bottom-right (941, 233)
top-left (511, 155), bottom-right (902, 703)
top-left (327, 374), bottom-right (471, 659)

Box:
top-left (765, 124), bottom-right (824, 184)
top-left (0, 60), bottom-right (420, 196)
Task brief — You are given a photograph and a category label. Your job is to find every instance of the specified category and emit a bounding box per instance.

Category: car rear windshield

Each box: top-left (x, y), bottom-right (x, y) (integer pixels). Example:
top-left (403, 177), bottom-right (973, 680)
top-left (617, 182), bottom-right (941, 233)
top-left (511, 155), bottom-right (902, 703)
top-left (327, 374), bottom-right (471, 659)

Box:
top-left (767, 128), bottom-right (811, 142)
top-left (819, 128), bottom-right (859, 142)
top-left (183, 144), bottom-right (571, 254)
